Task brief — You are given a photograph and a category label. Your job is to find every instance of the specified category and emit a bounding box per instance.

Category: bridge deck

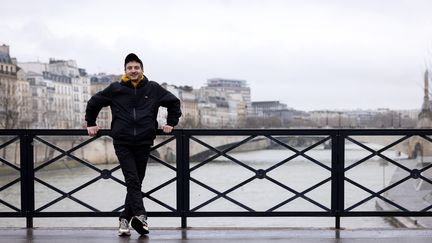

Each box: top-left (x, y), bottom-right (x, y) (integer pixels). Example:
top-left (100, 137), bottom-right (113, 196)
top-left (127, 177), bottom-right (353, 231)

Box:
top-left (1, 228), bottom-right (431, 242)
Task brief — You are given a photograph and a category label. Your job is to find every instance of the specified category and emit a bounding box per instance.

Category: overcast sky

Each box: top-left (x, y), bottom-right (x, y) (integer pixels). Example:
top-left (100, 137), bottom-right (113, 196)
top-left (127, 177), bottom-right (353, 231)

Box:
top-left (2, 0), bottom-right (432, 111)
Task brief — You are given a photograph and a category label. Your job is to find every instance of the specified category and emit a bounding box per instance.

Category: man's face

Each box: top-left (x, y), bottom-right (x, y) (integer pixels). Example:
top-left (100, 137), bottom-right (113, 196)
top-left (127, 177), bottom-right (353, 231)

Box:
top-left (125, 61), bottom-right (143, 81)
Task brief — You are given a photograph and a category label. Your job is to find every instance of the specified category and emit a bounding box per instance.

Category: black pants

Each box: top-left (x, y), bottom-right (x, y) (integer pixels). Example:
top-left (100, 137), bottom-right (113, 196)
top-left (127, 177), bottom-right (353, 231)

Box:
top-left (114, 144), bottom-right (151, 221)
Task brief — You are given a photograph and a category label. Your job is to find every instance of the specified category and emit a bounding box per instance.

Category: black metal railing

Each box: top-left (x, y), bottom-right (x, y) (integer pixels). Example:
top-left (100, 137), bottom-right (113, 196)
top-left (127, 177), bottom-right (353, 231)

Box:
top-left (0, 129), bottom-right (432, 229)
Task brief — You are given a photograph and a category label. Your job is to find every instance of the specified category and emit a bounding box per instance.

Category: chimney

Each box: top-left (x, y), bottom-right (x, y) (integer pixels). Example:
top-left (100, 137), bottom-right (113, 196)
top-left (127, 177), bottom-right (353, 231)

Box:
top-left (0, 44), bottom-right (10, 54)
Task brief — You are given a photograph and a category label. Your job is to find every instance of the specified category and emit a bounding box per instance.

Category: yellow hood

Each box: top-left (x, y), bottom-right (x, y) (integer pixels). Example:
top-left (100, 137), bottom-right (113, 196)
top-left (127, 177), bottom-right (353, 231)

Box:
top-left (121, 73), bottom-right (144, 88)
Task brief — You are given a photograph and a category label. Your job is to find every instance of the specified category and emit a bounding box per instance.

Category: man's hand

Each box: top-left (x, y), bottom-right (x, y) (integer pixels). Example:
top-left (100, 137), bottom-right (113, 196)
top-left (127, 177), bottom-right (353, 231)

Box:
top-left (162, 124), bottom-right (174, 133)
top-left (87, 126), bottom-right (100, 137)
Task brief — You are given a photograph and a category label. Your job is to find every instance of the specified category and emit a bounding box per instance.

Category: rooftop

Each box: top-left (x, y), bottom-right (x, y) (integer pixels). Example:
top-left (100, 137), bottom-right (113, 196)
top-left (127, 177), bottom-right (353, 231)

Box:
top-left (0, 52), bottom-right (12, 64)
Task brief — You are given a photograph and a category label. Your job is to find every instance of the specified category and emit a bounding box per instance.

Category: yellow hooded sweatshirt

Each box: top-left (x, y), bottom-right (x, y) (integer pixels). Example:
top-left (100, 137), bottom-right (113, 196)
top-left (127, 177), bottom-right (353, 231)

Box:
top-left (121, 74), bottom-right (145, 88)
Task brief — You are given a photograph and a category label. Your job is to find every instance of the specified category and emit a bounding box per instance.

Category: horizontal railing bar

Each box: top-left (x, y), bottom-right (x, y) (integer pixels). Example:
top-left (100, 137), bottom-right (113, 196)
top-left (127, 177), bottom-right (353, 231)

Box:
top-left (3, 211), bottom-right (431, 217)
top-left (339, 211), bottom-right (432, 217)
top-left (1, 128), bottom-right (432, 134)
top-left (0, 213), bottom-right (23, 217)
top-left (29, 212), bottom-right (336, 217)
top-left (28, 212), bottom-right (180, 217)
top-left (167, 211), bottom-right (432, 217)
top-left (168, 212), bottom-right (336, 217)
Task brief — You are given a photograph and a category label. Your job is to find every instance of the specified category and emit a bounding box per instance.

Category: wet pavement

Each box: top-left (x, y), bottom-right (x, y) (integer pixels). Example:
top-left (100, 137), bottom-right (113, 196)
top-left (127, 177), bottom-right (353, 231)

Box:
top-left (0, 228), bottom-right (431, 243)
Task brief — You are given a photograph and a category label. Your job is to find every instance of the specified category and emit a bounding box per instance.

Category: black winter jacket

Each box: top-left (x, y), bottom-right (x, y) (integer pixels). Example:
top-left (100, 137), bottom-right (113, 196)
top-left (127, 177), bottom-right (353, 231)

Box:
top-left (85, 76), bottom-right (182, 145)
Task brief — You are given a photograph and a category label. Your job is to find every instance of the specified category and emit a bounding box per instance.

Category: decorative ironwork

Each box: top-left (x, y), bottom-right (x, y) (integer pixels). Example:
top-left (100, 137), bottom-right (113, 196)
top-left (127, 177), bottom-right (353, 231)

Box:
top-left (188, 134), bottom-right (331, 213)
top-left (0, 129), bottom-right (431, 229)
top-left (0, 135), bottom-right (21, 213)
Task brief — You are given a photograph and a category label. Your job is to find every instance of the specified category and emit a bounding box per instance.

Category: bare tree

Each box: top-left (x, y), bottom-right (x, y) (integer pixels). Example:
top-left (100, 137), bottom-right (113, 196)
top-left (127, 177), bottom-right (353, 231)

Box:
top-left (178, 115), bottom-right (197, 128)
top-left (0, 80), bottom-right (20, 129)
top-left (0, 80), bottom-right (22, 166)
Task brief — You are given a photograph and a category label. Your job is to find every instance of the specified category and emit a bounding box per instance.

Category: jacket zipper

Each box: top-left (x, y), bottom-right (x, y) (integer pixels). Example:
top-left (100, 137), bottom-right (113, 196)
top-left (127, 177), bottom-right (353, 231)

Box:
top-left (133, 88), bottom-right (137, 137)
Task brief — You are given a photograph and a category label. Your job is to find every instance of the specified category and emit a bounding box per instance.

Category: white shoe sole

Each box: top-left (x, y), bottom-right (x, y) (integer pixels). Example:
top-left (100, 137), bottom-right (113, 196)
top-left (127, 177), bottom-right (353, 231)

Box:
top-left (118, 231), bottom-right (131, 236)
top-left (118, 229), bottom-right (131, 236)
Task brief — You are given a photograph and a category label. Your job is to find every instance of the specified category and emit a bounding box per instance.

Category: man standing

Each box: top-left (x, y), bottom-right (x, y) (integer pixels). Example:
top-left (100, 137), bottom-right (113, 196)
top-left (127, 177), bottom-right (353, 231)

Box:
top-left (85, 53), bottom-right (181, 236)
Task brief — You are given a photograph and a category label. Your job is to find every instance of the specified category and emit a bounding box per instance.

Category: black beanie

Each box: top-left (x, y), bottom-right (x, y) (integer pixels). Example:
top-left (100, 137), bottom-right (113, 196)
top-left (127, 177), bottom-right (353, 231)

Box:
top-left (124, 53), bottom-right (143, 69)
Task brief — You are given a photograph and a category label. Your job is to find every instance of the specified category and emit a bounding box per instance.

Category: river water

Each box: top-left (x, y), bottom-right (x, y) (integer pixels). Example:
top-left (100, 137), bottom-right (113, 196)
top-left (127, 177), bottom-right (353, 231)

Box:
top-left (0, 142), bottom-right (407, 228)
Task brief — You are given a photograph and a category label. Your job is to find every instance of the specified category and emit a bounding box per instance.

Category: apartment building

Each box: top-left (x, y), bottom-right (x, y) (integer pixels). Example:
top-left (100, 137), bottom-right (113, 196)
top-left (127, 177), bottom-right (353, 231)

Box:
top-left (19, 58), bottom-right (90, 128)
top-left (88, 73), bottom-right (120, 129)
top-left (0, 44), bottom-right (31, 128)
top-left (197, 78), bottom-right (250, 127)
top-left (178, 86), bottom-right (198, 128)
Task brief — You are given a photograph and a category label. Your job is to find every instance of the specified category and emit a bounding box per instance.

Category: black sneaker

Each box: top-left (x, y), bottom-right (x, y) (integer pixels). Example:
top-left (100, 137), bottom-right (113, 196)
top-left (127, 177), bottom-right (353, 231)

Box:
top-left (131, 215), bottom-right (149, 235)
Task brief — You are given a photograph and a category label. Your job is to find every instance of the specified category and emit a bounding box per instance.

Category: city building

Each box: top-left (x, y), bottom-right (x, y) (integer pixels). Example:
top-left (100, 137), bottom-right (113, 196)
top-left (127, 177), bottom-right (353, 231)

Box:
top-left (19, 58), bottom-right (91, 128)
top-left (26, 71), bottom-right (51, 128)
top-left (250, 101), bottom-right (307, 127)
top-left (5, 42), bottom-right (424, 130)
top-left (251, 101), bottom-right (287, 117)
top-left (15, 68), bottom-right (31, 128)
top-left (197, 78), bottom-right (251, 127)
top-left (0, 44), bottom-right (31, 128)
top-left (156, 83), bottom-right (180, 128)
top-left (88, 73), bottom-right (120, 129)
top-left (177, 86), bottom-right (198, 128)
top-left (49, 59), bottom-right (90, 128)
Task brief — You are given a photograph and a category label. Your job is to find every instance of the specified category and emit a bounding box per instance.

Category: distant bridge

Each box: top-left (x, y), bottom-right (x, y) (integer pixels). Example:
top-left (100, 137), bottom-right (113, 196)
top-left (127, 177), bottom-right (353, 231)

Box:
top-left (0, 131), bottom-right (422, 167)
top-left (184, 132), bottom-right (432, 162)
top-left (188, 135), bottom-right (330, 162)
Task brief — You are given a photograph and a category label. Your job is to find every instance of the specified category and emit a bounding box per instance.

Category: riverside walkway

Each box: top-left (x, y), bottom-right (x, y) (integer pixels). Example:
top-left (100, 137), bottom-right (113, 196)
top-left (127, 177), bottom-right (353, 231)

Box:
top-left (0, 228), bottom-right (431, 242)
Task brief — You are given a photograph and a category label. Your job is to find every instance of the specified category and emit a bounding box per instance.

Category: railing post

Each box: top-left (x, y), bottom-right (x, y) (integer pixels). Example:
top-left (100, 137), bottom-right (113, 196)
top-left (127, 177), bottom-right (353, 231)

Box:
top-left (182, 132), bottom-right (190, 228)
top-left (176, 131), bottom-right (182, 226)
top-left (20, 130), bottom-right (35, 228)
top-left (331, 131), bottom-right (345, 230)
top-left (177, 131), bottom-right (190, 228)
top-left (331, 132), bottom-right (339, 229)
top-left (336, 131), bottom-right (345, 230)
